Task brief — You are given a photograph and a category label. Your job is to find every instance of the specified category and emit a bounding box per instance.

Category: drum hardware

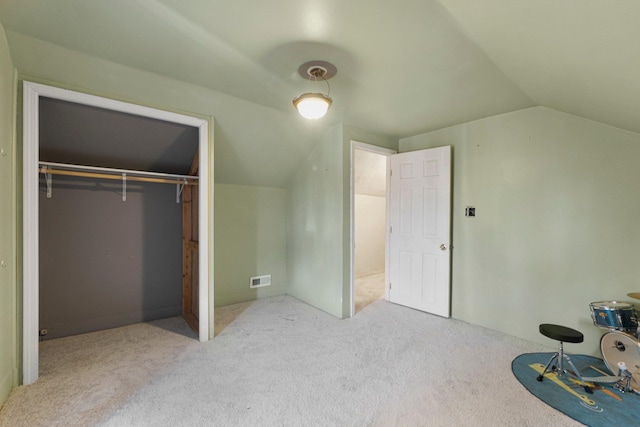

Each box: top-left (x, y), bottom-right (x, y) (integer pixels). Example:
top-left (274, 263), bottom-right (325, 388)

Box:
top-left (590, 299), bottom-right (640, 395)
top-left (627, 292), bottom-right (640, 300)
top-left (537, 346), bottom-right (597, 393)
top-left (531, 363), bottom-right (596, 405)
top-left (615, 361), bottom-right (634, 393)
top-left (567, 376), bottom-right (623, 401)
top-left (537, 353), bottom-right (619, 393)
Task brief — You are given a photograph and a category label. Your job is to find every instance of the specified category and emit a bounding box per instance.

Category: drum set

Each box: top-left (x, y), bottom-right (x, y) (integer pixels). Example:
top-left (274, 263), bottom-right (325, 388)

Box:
top-left (590, 294), bottom-right (640, 394)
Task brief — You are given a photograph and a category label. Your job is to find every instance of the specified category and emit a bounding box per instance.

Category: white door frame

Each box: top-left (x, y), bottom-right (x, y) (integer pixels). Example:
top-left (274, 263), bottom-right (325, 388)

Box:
top-left (22, 81), bottom-right (213, 385)
top-left (349, 140), bottom-right (396, 317)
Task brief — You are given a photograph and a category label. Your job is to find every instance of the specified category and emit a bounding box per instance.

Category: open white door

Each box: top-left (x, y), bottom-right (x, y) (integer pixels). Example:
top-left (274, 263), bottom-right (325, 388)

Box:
top-left (388, 146), bottom-right (451, 317)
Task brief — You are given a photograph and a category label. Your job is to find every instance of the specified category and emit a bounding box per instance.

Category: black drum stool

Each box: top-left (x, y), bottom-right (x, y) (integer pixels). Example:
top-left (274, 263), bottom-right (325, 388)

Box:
top-left (536, 323), bottom-right (619, 392)
top-left (536, 324), bottom-right (585, 384)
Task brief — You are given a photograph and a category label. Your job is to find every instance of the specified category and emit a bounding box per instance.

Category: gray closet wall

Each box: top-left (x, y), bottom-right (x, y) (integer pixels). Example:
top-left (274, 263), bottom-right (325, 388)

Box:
top-left (38, 97), bottom-right (198, 340)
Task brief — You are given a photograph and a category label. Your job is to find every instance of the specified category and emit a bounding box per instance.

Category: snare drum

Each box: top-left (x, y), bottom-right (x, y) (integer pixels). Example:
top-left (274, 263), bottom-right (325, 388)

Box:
top-left (590, 301), bottom-right (638, 333)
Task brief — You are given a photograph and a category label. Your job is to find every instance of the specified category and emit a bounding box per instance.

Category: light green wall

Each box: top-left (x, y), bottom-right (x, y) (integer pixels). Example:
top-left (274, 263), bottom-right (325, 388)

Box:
top-left (214, 184), bottom-right (287, 306)
top-left (0, 23), bottom-right (17, 407)
top-left (287, 124), bottom-right (344, 317)
top-left (286, 124), bottom-right (397, 318)
top-left (400, 106), bottom-right (640, 356)
top-left (4, 29), bottom-right (305, 384)
top-left (4, 30), bottom-right (324, 188)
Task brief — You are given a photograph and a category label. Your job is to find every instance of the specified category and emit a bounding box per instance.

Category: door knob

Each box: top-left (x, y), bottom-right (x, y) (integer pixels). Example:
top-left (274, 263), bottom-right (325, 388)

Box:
top-left (440, 244), bottom-right (447, 251)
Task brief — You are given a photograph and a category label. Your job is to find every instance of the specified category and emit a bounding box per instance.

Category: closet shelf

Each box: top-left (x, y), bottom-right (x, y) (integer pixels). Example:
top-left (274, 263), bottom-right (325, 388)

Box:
top-left (38, 161), bottom-right (199, 185)
top-left (39, 161), bottom-right (198, 202)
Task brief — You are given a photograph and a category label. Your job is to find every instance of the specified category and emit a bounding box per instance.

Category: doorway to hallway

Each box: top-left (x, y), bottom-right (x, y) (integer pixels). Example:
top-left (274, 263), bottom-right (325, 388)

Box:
top-left (351, 142), bottom-right (395, 315)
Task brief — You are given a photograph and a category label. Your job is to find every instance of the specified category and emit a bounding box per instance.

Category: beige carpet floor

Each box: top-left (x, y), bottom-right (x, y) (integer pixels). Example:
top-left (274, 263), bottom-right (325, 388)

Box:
top-left (354, 272), bottom-right (385, 314)
top-left (0, 295), bottom-right (581, 426)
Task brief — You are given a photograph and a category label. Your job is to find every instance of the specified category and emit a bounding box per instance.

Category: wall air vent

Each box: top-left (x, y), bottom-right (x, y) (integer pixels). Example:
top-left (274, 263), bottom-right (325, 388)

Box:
top-left (250, 274), bottom-right (271, 289)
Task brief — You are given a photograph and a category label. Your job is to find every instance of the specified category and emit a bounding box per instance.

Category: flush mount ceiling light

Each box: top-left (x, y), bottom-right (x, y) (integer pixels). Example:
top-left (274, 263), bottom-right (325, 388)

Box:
top-left (293, 60), bottom-right (337, 120)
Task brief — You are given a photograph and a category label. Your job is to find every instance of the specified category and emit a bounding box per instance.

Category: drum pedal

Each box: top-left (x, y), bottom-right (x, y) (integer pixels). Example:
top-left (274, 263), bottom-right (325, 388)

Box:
top-left (581, 375), bottom-right (619, 384)
top-left (614, 362), bottom-right (634, 393)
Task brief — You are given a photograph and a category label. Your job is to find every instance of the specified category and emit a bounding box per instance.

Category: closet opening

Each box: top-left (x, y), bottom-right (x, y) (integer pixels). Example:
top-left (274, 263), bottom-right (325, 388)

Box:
top-left (38, 96), bottom-right (198, 341)
top-left (23, 82), bottom-right (211, 385)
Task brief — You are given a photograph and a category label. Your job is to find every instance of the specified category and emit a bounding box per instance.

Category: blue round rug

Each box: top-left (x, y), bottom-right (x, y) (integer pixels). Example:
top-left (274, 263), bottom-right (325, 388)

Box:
top-left (512, 352), bottom-right (640, 426)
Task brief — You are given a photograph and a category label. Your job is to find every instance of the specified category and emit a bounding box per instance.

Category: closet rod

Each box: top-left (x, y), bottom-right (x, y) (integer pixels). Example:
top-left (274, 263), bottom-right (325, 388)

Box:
top-left (39, 161), bottom-right (199, 185)
top-left (39, 168), bottom-right (198, 185)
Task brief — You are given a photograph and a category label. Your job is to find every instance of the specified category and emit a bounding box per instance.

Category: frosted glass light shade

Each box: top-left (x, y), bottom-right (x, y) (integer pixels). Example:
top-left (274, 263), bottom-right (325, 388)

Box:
top-left (292, 93), bottom-right (333, 120)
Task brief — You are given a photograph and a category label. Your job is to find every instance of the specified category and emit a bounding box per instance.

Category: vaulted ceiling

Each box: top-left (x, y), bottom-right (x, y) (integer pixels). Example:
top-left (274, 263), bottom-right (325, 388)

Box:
top-left (1, 0), bottom-right (638, 186)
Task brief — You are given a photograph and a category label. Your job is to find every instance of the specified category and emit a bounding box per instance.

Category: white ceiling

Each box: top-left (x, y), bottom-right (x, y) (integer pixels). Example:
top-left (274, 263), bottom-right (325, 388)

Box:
top-left (1, 0), bottom-right (638, 186)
